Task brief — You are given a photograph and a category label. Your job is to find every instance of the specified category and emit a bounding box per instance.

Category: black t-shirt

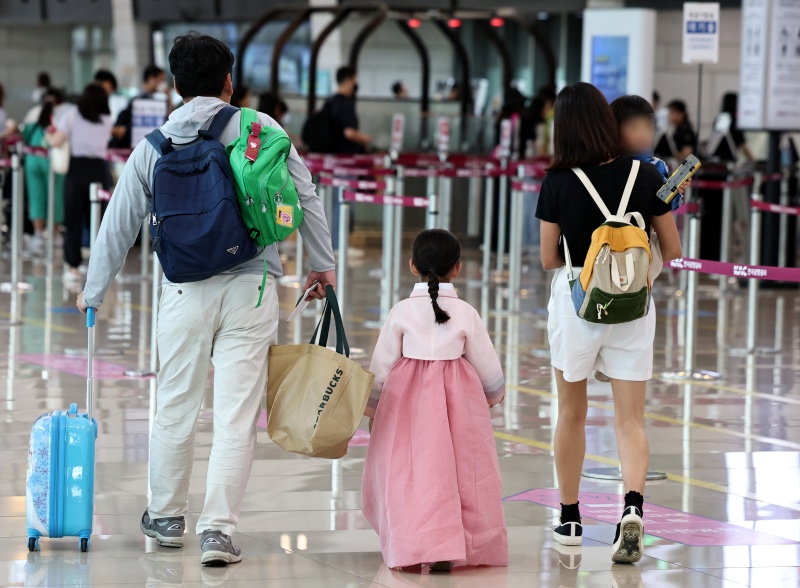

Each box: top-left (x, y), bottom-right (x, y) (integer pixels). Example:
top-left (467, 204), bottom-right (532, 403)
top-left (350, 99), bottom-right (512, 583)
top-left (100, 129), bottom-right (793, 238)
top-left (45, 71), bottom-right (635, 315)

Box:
top-left (327, 93), bottom-right (362, 155)
top-left (535, 157), bottom-right (672, 263)
top-left (673, 121), bottom-right (697, 153)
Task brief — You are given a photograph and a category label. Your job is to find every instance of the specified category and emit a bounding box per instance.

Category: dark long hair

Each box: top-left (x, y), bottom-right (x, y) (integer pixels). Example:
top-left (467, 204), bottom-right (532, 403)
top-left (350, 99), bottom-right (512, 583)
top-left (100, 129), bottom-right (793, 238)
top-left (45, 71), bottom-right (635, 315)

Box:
top-left (411, 229), bottom-right (461, 325)
top-left (550, 82), bottom-right (620, 170)
top-left (37, 88), bottom-right (64, 129)
top-left (77, 83), bottom-right (110, 123)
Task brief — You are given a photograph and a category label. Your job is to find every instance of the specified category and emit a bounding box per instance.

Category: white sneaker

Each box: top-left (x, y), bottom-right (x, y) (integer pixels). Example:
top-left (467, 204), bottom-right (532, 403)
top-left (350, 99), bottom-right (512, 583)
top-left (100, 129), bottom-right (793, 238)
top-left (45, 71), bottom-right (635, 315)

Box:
top-left (26, 235), bottom-right (45, 257)
top-left (552, 521), bottom-right (582, 546)
top-left (611, 506), bottom-right (644, 563)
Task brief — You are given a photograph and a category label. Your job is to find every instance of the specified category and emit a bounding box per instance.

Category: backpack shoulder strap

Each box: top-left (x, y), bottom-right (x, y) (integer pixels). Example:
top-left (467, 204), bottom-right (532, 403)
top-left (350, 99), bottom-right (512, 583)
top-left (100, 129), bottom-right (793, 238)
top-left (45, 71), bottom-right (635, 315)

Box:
top-left (239, 107), bottom-right (258, 135)
top-left (572, 168), bottom-right (613, 219)
top-left (204, 105), bottom-right (238, 141)
top-left (145, 129), bottom-right (169, 156)
top-left (616, 159), bottom-right (640, 217)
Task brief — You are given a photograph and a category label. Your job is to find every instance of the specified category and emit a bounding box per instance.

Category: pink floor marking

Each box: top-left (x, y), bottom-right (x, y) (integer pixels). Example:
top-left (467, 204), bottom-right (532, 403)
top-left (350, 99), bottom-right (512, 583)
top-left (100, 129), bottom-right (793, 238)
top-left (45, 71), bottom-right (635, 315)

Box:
top-left (505, 488), bottom-right (797, 546)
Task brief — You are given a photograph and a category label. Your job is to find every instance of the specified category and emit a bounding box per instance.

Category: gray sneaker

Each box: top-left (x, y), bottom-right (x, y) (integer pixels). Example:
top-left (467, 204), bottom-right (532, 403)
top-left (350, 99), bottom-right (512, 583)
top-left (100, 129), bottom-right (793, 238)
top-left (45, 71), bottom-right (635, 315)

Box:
top-left (140, 510), bottom-right (185, 548)
top-left (200, 530), bottom-right (242, 566)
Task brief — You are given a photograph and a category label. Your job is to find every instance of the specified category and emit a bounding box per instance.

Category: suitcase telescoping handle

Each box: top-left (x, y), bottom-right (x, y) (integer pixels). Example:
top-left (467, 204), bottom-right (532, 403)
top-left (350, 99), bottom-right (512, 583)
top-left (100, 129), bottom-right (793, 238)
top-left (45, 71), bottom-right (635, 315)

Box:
top-left (86, 308), bottom-right (96, 419)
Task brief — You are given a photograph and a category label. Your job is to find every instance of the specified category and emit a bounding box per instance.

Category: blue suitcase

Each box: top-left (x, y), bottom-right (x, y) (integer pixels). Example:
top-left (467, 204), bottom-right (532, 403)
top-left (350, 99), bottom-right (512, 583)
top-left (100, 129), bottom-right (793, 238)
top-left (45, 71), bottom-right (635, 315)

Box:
top-left (26, 309), bottom-right (98, 552)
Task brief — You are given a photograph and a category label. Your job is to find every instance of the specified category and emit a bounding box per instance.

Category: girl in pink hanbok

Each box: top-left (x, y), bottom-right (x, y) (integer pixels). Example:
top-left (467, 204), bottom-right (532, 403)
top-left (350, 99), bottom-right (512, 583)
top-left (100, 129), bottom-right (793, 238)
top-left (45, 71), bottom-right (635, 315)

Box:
top-left (362, 229), bottom-right (508, 572)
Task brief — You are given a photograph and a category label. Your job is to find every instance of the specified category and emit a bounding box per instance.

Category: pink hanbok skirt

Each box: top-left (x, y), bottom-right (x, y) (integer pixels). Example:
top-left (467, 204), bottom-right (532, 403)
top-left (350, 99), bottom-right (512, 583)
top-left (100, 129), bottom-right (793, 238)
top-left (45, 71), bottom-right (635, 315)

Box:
top-left (361, 357), bottom-right (508, 569)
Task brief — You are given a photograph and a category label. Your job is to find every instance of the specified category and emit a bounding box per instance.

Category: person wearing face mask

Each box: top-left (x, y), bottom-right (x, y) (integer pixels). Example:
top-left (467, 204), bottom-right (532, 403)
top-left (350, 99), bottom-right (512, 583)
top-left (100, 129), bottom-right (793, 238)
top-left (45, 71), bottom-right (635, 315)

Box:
top-left (327, 66), bottom-right (371, 154)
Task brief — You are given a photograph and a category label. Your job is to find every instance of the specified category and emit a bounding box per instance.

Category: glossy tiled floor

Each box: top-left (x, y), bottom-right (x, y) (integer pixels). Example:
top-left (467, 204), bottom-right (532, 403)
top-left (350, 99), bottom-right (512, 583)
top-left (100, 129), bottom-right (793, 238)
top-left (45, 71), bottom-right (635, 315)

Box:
top-left (2, 240), bottom-right (800, 588)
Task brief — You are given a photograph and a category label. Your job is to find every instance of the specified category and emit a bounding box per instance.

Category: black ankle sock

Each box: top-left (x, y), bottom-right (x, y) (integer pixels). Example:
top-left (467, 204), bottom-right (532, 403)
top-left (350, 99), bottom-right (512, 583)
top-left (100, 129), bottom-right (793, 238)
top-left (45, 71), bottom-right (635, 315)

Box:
top-left (624, 491), bottom-right (644, 514)
top-left (560, 502), bottom-right (581, 524)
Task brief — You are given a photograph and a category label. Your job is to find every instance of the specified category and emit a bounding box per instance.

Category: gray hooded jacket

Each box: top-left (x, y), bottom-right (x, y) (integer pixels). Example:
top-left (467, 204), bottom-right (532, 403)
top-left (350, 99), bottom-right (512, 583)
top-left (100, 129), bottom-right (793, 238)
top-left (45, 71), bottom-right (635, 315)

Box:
top-left (83, 97), bottom-right (335, 308)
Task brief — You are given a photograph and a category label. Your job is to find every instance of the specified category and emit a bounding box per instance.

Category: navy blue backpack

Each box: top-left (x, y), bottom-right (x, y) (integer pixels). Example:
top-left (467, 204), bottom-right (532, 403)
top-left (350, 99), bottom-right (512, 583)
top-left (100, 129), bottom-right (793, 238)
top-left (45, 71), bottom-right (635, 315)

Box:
top-left (145, 105), bottom-right (258, 283)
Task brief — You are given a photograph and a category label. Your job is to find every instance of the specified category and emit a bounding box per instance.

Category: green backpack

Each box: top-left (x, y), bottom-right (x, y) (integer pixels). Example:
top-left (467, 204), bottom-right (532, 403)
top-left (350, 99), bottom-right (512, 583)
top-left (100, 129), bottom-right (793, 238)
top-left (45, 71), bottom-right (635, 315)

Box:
top-left (227, 107), bottom-right (304, 306)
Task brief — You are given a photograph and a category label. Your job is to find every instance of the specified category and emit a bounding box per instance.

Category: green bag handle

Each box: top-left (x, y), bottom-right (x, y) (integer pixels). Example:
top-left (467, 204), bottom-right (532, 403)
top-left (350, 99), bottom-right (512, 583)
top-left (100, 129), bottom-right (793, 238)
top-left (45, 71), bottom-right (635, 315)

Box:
top-left (310, 286), bottom-right (350, 357)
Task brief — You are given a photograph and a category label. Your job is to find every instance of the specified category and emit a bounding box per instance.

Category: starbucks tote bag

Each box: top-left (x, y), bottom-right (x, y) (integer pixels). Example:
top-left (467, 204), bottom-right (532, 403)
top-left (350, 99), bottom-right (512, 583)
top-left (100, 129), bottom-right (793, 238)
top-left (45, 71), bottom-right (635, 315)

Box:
top-left (267, 286), bottom-right (374, 459)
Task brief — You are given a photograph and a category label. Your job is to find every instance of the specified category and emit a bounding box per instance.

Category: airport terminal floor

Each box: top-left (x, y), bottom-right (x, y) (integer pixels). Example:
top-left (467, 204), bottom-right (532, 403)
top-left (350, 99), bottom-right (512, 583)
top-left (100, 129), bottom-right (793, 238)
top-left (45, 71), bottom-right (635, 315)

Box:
top-left (1, 242), bottom-right (799, 588)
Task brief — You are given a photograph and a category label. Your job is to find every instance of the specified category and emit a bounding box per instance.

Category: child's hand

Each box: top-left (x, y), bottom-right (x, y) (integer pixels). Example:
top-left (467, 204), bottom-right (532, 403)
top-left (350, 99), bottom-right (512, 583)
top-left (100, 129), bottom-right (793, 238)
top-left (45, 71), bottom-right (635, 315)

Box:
top-left (677, 178), bottom-right (693, 194)
top-left (488, 394), bottom-right (505, 407)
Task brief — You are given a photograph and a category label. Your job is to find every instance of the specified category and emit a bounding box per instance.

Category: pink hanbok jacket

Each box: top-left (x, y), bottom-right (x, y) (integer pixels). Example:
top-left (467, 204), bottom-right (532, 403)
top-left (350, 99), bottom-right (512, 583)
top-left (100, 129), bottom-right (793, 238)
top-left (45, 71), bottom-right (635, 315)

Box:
top-left (366, 283), bottom-right (505, 417)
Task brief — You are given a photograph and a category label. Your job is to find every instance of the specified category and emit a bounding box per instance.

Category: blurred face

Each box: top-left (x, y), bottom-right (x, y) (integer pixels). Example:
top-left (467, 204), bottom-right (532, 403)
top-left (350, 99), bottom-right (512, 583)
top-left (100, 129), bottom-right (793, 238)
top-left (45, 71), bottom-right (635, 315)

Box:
top-left (619, 116), bottom-right (655, 155)
top-left (145, 73), bottom-right (166, 93)
top-left (98, 80), bottom-right (114, 96)
top-left (668, 108), bottom-right (684, 126)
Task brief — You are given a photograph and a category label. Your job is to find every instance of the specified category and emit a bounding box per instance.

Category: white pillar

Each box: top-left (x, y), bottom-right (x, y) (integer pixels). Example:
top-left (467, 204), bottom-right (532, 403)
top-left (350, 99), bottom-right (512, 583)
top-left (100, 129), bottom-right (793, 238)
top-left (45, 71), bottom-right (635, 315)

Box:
top-left (111, 0), bottom-right (149, 90)
top-left (310, 0), bottom-right (343, 99)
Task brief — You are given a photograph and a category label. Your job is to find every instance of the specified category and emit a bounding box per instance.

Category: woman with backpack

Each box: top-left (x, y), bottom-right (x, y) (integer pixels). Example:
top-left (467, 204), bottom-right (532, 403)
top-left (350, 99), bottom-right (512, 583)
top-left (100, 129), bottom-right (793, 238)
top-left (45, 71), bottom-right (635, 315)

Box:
top-left (535, 83), bottom-right (682, 563)
top-left (47, 83), bottom-right (113, 282)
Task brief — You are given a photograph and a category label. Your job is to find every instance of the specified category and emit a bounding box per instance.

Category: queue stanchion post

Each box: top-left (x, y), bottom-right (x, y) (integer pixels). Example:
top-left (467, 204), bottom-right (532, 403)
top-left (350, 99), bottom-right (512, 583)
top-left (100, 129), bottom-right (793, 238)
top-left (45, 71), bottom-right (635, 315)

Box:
top-left (337, 192), bottom-right (350, 318)
top-left (507, 181), bottom-right (523, 315)
top-left (683, 211), bottom-right (701, 375)
top-left (438, 175), bottom-right (452, 231)
top-left (392, 166), bottom-right (405, 306)
top-left (746, 193), bottom-right (762, 354)
top-left (426, 173), bottom-right (437, 228)
top-left (124, 250), bottom-right (158, 378)
top-left (380, 185), bottom-right (395, 321)
top-left (426, 192), bottom-right (438, 231)
top-left (495, 158), bottom-right (509, 280)
top-left (46, 164), bottom-right (56, 265)
top-left (89, 183), bottom-right (101, 249)
top-left (2, 154), bottom-right (31, 294)
top-left (679, 184), bottom-right (692, 294)
top-left (140, 219), bottom-right (151, 279)
top-left (719, 171), bottom-right (734, 291)
top-left (480, 165), bottom-right (495, 318)
top-left (778, 168), bottom-right (789, 268)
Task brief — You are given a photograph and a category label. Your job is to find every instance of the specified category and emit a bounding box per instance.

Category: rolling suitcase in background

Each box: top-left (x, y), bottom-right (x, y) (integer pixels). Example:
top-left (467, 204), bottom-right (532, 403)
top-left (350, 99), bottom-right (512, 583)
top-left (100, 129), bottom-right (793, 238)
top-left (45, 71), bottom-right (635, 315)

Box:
top-left (26, 308), bottom-right (98, 552)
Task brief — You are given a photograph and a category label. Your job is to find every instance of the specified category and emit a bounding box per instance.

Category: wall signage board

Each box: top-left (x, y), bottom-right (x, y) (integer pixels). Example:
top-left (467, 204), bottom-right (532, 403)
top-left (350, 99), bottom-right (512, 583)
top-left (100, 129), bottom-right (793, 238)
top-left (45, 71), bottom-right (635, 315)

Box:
top-left (739, 0), bottom-right (800, 131)
top-left (682, 2), bottom-right (721, 64)
top-left (591, 36), bottom-right (630, 102)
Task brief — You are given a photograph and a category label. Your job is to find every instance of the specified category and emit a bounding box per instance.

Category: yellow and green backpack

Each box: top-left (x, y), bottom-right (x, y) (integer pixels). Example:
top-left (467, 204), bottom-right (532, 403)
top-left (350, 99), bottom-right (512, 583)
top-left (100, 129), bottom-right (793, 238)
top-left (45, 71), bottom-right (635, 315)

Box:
top-left (563, 160), bottom-right (652, 324)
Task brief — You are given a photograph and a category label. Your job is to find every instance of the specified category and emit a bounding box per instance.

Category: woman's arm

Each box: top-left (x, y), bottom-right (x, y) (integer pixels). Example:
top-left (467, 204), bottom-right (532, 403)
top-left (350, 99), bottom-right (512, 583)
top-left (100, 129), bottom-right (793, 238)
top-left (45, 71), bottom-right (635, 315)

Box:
top-left (540, 220), bottom-right (564, 270)
top-left (651, 213), bottom-right (682, 262)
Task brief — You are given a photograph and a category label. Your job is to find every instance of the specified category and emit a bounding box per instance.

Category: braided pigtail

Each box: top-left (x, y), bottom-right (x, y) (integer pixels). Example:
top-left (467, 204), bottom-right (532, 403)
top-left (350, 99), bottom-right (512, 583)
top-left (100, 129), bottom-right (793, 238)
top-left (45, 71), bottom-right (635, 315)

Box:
top-left (428, 271), bottom-right (451, 325)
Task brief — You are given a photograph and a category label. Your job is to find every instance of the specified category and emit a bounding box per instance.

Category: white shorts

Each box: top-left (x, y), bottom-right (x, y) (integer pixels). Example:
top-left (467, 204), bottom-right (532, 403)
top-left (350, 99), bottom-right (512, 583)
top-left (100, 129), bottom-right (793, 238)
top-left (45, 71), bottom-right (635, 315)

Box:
top-left (546, 266), bottom-right (656, 382)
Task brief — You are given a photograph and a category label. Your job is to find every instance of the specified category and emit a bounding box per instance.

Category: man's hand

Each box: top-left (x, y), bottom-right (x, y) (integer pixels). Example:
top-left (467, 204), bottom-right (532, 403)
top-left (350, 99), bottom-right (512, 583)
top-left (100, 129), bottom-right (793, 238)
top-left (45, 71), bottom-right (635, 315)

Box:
top-left (303, 270), bottom-right (336, 300)
top-left (76, 291), bottom-right (88, 314)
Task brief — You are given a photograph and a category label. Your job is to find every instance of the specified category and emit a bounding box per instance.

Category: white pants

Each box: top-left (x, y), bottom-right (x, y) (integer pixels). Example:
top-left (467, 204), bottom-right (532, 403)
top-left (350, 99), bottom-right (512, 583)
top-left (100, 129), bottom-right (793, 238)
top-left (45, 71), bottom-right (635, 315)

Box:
top-left (148, 272), bottom-right (279, 536)
top-left (547, 266), bottom-right (656, 382)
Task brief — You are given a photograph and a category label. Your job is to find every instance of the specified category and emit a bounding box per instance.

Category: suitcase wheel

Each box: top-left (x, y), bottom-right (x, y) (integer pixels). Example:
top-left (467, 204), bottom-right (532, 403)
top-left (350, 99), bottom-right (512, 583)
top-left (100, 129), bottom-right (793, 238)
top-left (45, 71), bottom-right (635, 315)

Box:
top-left (27, 537), bottom-right (37, 552)
top-left (80, 538), bottom-right (89, 552)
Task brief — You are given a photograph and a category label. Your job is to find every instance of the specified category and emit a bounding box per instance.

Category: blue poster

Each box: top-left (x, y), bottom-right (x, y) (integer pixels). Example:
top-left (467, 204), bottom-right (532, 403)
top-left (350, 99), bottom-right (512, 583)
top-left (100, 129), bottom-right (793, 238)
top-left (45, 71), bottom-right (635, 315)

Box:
top-left (591, 36), bottom-right (629, 102)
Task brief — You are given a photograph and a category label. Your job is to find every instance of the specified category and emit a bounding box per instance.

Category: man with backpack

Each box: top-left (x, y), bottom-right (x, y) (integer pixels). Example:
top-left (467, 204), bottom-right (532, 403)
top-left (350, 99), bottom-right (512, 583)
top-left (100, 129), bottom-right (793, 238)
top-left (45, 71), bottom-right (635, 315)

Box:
top-left (76, 32), bottom-right (336, 566)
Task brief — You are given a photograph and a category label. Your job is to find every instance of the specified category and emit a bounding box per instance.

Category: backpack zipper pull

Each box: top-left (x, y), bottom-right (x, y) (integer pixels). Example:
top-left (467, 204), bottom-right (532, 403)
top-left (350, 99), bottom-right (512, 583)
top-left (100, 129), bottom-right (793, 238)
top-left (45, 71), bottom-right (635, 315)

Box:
top-left (261, 200), bottom-right (267, 214)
